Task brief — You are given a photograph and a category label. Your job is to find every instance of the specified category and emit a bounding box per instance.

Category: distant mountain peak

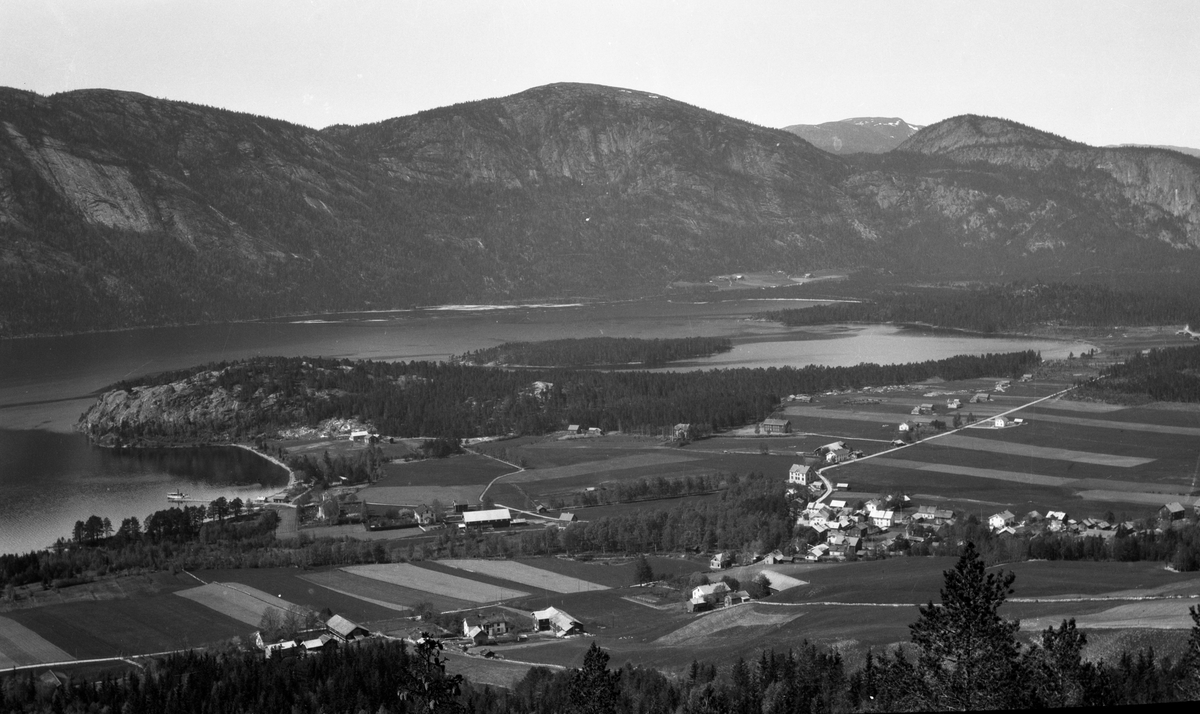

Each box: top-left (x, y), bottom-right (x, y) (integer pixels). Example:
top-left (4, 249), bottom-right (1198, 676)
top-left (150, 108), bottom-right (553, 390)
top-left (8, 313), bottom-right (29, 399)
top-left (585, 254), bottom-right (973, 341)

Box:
top-left (896, 114), bottom-right (1084, 154)
top-left (781, 116), bottom-right (923, 154)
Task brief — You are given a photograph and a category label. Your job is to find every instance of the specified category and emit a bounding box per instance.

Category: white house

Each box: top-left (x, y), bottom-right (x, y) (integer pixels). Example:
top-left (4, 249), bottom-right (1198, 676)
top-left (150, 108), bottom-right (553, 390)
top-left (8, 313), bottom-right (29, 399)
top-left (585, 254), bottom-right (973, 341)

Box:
top-left (869, 509), bottom-right (896, 529)
top-left (989, 510), bottom-right (1016, 530)
top-left (788, 463), bottom-right (811, 486)
top-left (531, 607), bottom-right (583, 637)
top-left (692, 582), bottom-right (731, 603)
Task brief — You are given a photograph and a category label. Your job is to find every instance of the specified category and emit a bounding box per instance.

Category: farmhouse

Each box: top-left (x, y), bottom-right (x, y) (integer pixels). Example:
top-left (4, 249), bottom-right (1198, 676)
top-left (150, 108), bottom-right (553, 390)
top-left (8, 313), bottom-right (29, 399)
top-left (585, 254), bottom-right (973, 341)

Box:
top-left (761, 417), bottom-right (792, 434)
top-left (868, 509), bottom-right (897, 529)
top-left (461, 508), bottom-right (512, 528)
top-left (725, 590), bottom-right (752, 607)
top-left (531, 607), bottom-right (583, 637)
top-left (947, 398), bottom-right (961, 409)
top-left (815, 441), bottom-right (846, 455)
top-left (970, 392), bottom-right (991, 403)
top-left (465, 626), bottom-right (489, 646)
top-left (710, 552), bottom-right (733, 569)
top-left (692, 581), bottom-right (732, 604)
top-left (350, 430), bottom-right (371, 442)
top-left (463, 613), bottom-right (512, 640)
top-left (992, 417), bottom-right (1008, 428)
top-left (300, 634), bottom-right (337, 654)
top-left (989, 510), bottom-right (1016, 530)
top-left (326, 614), bottom-right (370, 642)
top-left (567, 424), bottom-right (583, 434)
top-left (1161, 502), bottom-right (1187, 521)
top-left (788, 463), bottom-right (811, 486)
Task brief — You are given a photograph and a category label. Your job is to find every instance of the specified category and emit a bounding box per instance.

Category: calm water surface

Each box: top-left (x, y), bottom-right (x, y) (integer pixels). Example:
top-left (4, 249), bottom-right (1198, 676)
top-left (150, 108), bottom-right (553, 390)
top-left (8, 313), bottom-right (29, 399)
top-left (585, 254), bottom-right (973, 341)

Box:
top-left (0, 297), bottom-right (1095, 553)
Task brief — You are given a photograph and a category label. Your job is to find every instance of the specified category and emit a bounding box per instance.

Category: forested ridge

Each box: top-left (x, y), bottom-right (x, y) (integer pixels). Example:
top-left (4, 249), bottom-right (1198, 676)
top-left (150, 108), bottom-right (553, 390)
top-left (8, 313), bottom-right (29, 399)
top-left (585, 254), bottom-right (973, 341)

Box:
top-left (763, 280), bottom-right (1200, 333)
top-left (455, 336), bottom-right (732, 367)
top-left (81, 351), bottom-right (1040, 444)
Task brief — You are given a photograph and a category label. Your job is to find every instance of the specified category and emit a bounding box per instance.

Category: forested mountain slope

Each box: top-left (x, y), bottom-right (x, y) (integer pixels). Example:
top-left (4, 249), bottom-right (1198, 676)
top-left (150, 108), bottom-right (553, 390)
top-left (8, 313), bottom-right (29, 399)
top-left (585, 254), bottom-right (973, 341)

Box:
top-left (3, 87), bottom-right (1200, 336)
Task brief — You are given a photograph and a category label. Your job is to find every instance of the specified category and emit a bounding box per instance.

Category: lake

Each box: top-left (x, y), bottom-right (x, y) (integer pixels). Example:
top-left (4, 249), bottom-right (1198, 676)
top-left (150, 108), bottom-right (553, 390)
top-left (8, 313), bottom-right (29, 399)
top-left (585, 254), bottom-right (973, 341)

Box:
top-left (0, 297), bottom-right (1095, 554)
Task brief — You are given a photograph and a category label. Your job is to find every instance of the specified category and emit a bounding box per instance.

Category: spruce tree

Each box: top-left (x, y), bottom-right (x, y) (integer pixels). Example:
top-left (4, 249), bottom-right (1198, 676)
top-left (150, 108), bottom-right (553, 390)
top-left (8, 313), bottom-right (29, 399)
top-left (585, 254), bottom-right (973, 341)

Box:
top-left (908, 541), bottom-right (1022, 710)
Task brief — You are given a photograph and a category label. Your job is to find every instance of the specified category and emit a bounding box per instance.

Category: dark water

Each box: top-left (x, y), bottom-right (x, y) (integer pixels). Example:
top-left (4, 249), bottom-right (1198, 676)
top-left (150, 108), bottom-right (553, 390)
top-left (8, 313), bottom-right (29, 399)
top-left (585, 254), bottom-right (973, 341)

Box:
top-left (0, 297), bottom-right (1095, 554)
top-left (0, 430), bottom-right (286, 553)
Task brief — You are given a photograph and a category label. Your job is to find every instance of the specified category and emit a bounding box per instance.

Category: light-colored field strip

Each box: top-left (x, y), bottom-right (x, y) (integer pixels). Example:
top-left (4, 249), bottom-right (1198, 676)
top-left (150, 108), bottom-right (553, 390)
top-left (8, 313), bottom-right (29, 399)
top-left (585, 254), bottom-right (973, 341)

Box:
top-left (506, 453), bottom-right (700, 484)
top-left (295, 574), bottom-right (411, 612)
top-left (867, 457), bottom-right (1073, 487)
top-left (1026, 412), bottom-right (1200, 437)
top-left (654, 605), bottom-right (804, 646)
top-left (1075, 490), bottom-right (1200, 506)
top-left (783, 406), bottom-right (1000, 426)
top-left (175, 583), bottom-right (296, 626)
top-left (344, 564), bottom-right (529, 602)
top-left (1030, 399), bottom-right (1129, 413)
top-left (1024, 601), bottom-right (1197, 630)
top-left (0, 616), bottom-right (75, 668)
top-left (440, 560), bottom-right (607, 593)
top-left (759, 570), bottom-right (807, 591)
top-left (936, 434), bottom-right (1154, 467)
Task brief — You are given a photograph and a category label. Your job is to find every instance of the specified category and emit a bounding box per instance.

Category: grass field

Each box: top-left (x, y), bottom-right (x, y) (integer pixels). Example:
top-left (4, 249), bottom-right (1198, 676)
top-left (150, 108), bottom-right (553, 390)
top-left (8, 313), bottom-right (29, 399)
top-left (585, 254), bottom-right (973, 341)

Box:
top-left (302, 569), bottom-right (476, 612)
top-left (440, 560), bottom-right (608, 593)
top-left (936, 433), bottom-right (1155, 467)
top-left (175, 582), bottom-right (297, 626)
top-left (443, 651), bottom-right (544, 688)
top-left (505, 453), bottom-right (701, 485)
top-left (344, 564), bottom-right (530, 603)
top-left (198, 567), bottom-right (406, 623)
top-left (0, 616), bottom-right (74, 667)
top-left (376, 452), bottom-right (514, 488)
top-left (652, 603), bottom-right (804, 647)
top-left (5, 593), bottom-right (247, 659)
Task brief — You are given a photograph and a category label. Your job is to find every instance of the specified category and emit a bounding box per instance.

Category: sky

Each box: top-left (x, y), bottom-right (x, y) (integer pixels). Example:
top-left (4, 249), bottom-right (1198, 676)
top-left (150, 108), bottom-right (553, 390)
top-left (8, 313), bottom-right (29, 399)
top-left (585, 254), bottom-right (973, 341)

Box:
top-left (2, 0), bottom-right (1199, 148)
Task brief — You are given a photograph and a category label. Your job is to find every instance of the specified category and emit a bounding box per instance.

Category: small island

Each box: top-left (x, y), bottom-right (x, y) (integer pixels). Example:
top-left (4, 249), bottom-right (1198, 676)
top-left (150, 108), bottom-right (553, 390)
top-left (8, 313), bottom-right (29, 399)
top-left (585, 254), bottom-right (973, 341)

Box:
top-left (454, 335), bottom-right (733, 367)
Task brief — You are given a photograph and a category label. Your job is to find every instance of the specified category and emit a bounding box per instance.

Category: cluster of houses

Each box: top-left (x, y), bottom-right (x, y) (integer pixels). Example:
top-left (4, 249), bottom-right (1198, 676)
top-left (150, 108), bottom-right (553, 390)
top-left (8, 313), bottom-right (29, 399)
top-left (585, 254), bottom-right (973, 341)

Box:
top-left (986, 500), bottom-right (1198, 539)
top-left (458, 606), bottom-right (585, 647)
top-left (567, 424), bottom-right (605, 436)
top-left (794, 496), bottom-right (956, 560)
top-left (255, 612), bottom-right (372, 659)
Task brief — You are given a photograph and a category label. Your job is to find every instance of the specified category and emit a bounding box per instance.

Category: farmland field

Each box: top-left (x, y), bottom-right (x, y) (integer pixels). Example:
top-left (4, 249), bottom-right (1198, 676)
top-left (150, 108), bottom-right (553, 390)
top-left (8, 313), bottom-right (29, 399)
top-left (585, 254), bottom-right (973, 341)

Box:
top-left (175, 582), bottom-right (297, 626)
top-left (344, 564), bottom-right (530, 603)
top-left (652, 603), bottom-right (804, 646)
top-left (934, 433), bottom-right (1155, 467)
top-left (4, 594), bottom-right (247, 659)
top-left (302, 569), bottom-right (476, 612)
top-left (443, 651), bottom-right (544, 688)
top-left (505, 453), bottom-right (701, 484)
top-left (0, 617), bottom-right (74, 667)
top-left (439, 560), bottom-right (608, 593)
top-left (198, 567), bottom-right (407, 622)
top-left (375, 452), bottom-right (513, 487)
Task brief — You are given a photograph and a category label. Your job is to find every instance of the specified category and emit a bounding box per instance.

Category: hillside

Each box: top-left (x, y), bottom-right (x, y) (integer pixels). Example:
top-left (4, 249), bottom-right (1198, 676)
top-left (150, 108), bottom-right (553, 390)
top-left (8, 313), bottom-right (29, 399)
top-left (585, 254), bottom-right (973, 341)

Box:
top-left (3, 88), bottom-right (1200, 336)
top-left (782, 116), bottom-right (923, 153)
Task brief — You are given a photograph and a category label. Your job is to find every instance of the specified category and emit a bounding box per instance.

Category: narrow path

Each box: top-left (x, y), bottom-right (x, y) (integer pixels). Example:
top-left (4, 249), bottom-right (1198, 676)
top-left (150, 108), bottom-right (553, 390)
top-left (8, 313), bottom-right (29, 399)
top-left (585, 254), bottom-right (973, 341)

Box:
top-left (471, 449), bottom-right (526, 504)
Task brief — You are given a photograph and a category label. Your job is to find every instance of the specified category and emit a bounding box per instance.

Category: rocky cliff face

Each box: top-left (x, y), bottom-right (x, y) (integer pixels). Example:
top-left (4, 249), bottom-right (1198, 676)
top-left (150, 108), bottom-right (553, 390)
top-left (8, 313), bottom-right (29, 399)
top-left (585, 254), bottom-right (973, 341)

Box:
top-left (76, 369), bottom-right (312, 446)
top-left (897, 115), bottom-right (1200, 249)
top-left (3, 88), bottom-right (1200, 336)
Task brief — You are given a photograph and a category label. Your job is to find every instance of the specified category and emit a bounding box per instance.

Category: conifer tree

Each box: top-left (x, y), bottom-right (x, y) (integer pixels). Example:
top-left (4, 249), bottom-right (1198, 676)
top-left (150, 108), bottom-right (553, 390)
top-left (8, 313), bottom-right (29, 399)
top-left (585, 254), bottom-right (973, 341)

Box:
top-left (908, 541), bottom-right (1022, 710)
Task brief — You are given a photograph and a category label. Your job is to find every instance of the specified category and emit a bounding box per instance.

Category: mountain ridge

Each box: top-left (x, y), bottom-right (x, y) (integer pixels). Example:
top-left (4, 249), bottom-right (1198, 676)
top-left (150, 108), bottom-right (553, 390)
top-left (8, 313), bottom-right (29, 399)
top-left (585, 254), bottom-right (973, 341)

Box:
top-left (2, 84), bottom-right (1199, 337)
top-left (782, 116), bottom-right (923, 154)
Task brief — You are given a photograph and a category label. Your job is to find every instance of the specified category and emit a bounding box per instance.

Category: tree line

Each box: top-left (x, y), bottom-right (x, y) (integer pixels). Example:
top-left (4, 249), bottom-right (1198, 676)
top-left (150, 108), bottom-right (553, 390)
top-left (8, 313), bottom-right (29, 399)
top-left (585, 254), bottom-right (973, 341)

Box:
top-left (1077, 343), bottom-right (1200, 403)
top-left (455, 336), bottom-right (733, 367)
top-left (89, 349), bottom-right (1041, 444)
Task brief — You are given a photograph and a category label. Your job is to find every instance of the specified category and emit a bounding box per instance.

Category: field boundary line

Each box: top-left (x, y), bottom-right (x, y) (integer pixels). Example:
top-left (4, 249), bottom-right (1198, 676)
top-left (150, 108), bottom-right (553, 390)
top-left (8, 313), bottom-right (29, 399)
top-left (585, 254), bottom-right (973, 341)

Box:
top-left (471, 449), bottom-right (525, 504)
top-left (0, 647), bottom-right (196, 674)
top-left (757, 600), bottom-right (914, 608)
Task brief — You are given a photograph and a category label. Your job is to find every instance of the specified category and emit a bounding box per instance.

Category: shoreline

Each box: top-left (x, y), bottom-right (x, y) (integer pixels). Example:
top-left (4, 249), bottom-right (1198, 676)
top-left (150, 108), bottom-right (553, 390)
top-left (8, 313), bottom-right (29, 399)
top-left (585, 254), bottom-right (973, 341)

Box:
top-left (230, 443), bottom-right (298, 488)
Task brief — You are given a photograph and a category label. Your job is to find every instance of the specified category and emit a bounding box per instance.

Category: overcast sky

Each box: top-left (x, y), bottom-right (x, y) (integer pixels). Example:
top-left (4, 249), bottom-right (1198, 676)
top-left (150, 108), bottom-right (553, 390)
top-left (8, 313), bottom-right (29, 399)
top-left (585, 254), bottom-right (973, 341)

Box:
top-left (3, 0), bottom-right (1198, 148)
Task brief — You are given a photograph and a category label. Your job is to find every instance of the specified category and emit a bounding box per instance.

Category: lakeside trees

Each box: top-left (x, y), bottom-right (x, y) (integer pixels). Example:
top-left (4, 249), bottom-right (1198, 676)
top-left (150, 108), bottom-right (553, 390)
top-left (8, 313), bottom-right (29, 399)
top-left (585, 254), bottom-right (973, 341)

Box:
top-left (456, 336), bottom-right (733, 367)
top-left (89, 350), bottom-right (1041, 445)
